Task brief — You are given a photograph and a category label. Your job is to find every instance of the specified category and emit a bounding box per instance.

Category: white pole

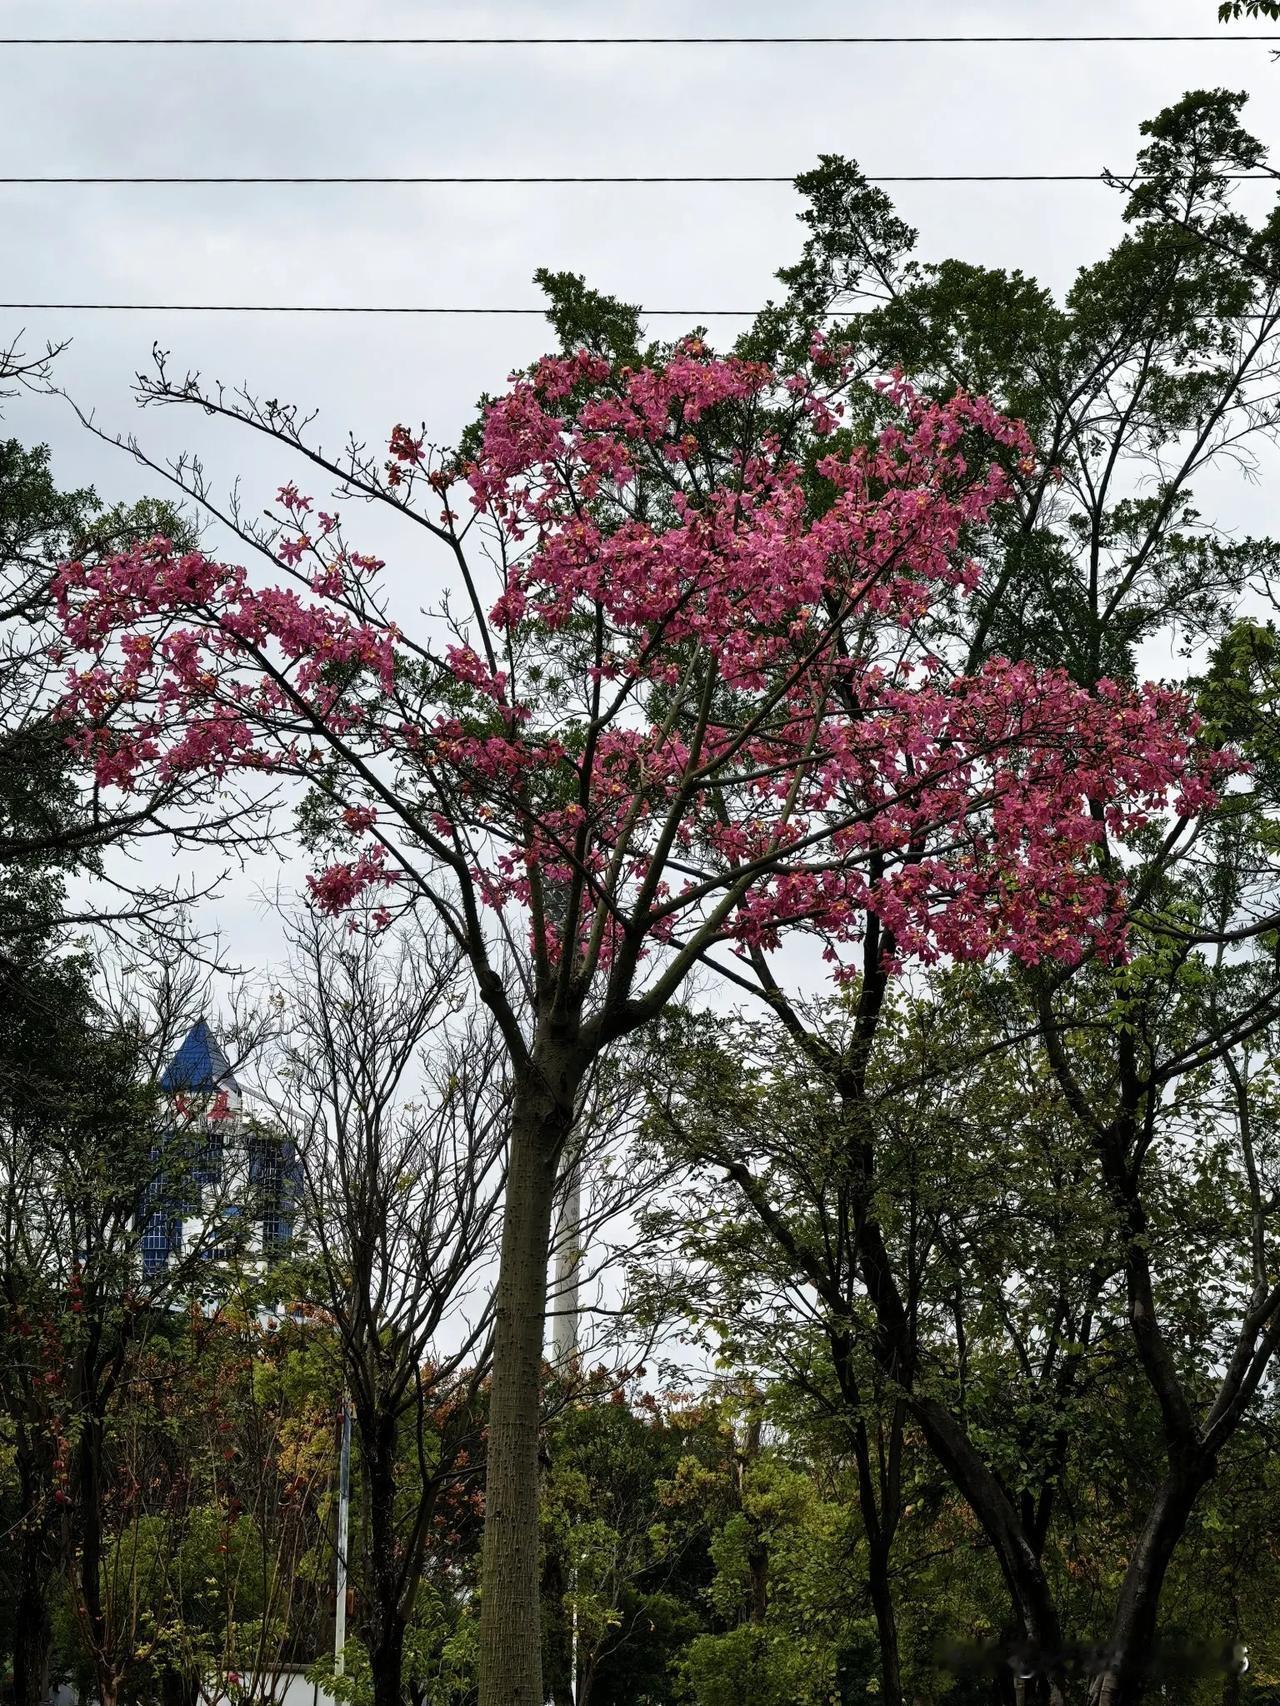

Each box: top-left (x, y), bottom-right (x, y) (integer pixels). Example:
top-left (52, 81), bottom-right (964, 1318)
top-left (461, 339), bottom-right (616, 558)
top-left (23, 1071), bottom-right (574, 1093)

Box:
top-left (552, 1149), bottom-right (583, 1704)
top-left (570, 1594), bottom-right (579, 1706)
top-left (552, 1154), bottom-right (582, 1368)
top-left (334, 1395), bottom-right (351, 1675)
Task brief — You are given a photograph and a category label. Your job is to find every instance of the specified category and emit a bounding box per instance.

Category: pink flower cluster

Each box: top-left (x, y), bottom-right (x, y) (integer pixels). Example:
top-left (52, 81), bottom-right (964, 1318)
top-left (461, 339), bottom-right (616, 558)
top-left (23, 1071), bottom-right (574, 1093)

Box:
top-left (305, 846), bottom-right (398, 916)
top-left (49, 346), bottom-right (1231, 977)
top-left (470, 363), bottom-right (1027, 698)
top-left (53, 537), bottom-right (399, 785)
top-left (727, 663), bottom-right (1224, 968)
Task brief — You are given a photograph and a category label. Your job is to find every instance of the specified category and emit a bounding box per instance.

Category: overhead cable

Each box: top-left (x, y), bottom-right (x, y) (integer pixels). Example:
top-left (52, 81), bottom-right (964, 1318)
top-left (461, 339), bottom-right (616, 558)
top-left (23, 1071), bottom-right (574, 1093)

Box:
top-left (3, 303), bottom-right (1277, 320)
top-left (2, 33), bottom-right (1278, 46)
top-left (0, 172), bottom-right (1273, 185)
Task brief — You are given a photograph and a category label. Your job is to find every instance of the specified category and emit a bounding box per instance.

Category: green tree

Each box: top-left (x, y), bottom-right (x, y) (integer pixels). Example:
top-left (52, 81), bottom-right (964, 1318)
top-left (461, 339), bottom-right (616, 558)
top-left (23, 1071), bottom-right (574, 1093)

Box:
top-left (540, 1384), bottom-right (732, 1706)
top-left (667, 86), bottom-right (1280, 1706)
top-left (0, 436), bottom-right (198, 917)
top-left (1218, 2), bottom-right (1280, 22)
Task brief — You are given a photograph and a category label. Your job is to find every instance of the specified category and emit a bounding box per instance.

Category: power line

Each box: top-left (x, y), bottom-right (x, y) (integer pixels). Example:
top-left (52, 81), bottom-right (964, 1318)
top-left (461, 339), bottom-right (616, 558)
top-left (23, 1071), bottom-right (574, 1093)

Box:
top-left (2, 303), bottom-right (1277, 320)
top-left (0, 303), bottom-right (734, 315)
top-left (0, 173), bottom-right (1274, 186)
top-left (1, 34), bottom-right (1278, 45)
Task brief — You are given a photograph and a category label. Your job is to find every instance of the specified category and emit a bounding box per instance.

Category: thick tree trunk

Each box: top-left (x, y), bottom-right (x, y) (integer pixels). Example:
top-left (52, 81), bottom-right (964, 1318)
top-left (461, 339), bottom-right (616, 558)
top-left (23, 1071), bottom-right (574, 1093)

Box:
top-left (1087, 1456), bottom-right (1215, 1706)
top-left (478, 1057), bottom-right (578, 1706)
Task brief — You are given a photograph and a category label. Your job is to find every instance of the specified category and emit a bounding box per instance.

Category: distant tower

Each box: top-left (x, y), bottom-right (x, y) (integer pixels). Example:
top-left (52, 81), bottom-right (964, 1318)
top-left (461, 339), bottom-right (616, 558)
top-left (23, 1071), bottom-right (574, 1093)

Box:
top-left (142, 1018), bottom-right (297, 1280)
top-left (160, 1017), bottom-right (241, 1109)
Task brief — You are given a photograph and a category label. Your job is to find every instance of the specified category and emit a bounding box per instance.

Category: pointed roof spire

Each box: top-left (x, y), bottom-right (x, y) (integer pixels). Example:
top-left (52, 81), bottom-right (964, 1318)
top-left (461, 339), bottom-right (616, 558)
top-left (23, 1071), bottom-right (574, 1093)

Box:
top-left (159, 1018), bottom-right (240, 1094)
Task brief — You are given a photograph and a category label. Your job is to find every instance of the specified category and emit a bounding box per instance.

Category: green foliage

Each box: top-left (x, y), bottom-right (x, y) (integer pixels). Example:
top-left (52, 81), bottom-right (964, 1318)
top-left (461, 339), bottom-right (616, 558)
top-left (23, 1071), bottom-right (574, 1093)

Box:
top-left (678, 1626), bottom-right (800, 1706)
top-left (0, 434), bottom-right (199, 995)
top-left (540, 1391), bottom-right (732, 1704)
top-left (741, 91), bottom-right (1280, 689)
top-left (0, 438), bottom-right (97, 909)
top-left (307, 1584), bottom-right (479, 1706)
top-left (13, 82), bottom-right (1280, 1706)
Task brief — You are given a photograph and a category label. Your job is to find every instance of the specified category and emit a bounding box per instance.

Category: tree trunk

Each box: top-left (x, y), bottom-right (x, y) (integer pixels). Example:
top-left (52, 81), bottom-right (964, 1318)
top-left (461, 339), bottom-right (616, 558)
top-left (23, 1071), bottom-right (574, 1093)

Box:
top-left (370, 1617), bottom-right (408, 1706)
top-left (831, 1077), bottom-right (1067, 1690)
top-left (842, 1396), bottom-right (903, 1706)
top-left (913, 1393), bottom-right (1067, 1701)
top-left (1088, 1455), bottom-right (1215, 1706)
top-left (159, 1663), bottom-right (198, 1706)
top-left (864, 1535), bottom-right (902, 1706)
top-left (12, 1443), bottom-right (53, 1706)
top-left (72, 1408), bottom-right (109, 1690)
top-left (366, 1417), bottom-right (409, 1706)
top-left (1220, 1583), bottom-right (1243, 1706)
top-left (478, 1058), bottom-right (578, 1706)
top-left (12, 1553), bottom-right (52, 1706)
top-left (849, 1208), bottom-right (1066, 1681)
top-left (541, 1528), bottom-right (575, 1706)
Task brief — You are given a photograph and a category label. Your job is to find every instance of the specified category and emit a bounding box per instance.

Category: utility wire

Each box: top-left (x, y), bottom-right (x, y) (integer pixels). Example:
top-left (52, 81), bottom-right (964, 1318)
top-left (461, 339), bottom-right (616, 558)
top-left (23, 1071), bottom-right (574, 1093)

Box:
top-left (1, 303), bottom-right (732, 315)
top-left (3, 303), bottom-right (1278, 320)
top-left (1, 34), bottom-right (1278, 45)
top-left (0, 173), bottom-right (1275, 185)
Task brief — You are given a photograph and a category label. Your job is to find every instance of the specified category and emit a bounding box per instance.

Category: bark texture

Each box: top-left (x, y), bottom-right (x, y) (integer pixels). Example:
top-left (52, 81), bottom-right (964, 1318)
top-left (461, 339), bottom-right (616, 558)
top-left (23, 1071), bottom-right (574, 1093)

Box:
top-left (477, 1056), bottom-right (579, 1706)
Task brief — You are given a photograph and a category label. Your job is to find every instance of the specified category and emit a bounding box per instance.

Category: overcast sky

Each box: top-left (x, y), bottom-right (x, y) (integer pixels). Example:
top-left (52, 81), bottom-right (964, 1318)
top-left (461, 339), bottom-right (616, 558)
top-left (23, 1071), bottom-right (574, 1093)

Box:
top-left (4, 0), bottom-right (1280, 981)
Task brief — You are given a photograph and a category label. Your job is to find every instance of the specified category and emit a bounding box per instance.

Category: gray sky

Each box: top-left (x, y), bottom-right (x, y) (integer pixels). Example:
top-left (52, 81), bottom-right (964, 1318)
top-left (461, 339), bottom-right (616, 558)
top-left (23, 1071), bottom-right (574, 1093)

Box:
top-left (4, 0), bottom-right (1280, 976)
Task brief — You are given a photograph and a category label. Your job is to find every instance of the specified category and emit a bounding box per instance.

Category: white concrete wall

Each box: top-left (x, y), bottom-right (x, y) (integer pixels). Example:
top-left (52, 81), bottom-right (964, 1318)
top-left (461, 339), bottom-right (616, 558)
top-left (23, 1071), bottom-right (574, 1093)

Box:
top-left (205, 1673), bottom-right (336, 1706)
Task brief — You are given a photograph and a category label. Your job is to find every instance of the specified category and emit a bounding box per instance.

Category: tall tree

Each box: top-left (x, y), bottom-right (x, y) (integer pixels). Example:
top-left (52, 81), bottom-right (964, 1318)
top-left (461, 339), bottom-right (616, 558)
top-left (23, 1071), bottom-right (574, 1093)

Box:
top-left (656, 87), bottom-right (1280, 1706)
top-left (0, 429), bottom-right (223, 944)
top-left (0, 421), bottom-right (248, 1704)
top-left (265, 913), bottom-right (503, 1706)
top-left (51, 229), bottom-right (1226, 1706)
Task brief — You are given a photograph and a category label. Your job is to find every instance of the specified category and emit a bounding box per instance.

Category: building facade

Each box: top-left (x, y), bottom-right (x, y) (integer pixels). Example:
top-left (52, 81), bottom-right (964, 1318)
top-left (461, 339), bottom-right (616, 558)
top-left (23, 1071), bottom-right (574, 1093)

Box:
top-left (140, 1018), bottom-right (299, 1279)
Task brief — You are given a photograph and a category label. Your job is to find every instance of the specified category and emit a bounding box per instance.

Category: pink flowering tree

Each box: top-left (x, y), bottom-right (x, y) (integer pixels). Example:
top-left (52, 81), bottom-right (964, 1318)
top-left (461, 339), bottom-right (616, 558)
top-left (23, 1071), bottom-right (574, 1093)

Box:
top-left (52, 342), bottom-right (1225, 1706)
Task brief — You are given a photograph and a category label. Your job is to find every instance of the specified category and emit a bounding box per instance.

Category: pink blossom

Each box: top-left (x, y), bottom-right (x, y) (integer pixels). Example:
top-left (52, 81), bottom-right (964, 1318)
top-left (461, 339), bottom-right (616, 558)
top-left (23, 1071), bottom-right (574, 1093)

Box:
top-left (49, 348), bottom-right (1234, 986)
top-left (306, 847), bottom-right (399, 914)
top-left (277, 535), bottom-right (309, 566)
